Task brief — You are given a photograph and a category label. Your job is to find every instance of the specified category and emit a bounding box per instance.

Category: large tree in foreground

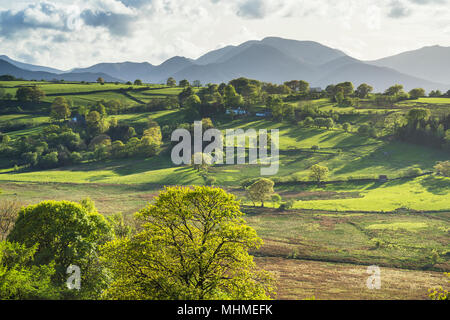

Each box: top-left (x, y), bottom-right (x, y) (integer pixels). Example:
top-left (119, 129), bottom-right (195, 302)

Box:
top-left (101, 186), bottom-right (275, 300)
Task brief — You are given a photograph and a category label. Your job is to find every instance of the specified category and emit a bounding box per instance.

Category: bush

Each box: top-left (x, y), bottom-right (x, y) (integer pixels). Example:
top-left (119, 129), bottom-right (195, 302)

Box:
top-left (279, 199), bottom-right (295, 211)
top-left (406, 167), bottom-right (423, 176)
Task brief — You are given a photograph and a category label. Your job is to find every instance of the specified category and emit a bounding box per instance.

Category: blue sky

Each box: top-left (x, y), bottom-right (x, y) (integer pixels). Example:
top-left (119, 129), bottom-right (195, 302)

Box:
top-left (0, 0), bottom-right (449, 69)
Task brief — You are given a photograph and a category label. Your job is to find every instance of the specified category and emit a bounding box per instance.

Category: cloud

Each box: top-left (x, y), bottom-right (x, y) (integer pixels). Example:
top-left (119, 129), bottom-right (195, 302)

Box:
top-left (237, 0), bottom-right (266, 19)
top-left (0, 2), bottom-right (70, 37)
top-left (0, 0), bottom-right (137, 38)
top-left (80, 10), bottom-right (136, 36)
top-left (388, 1), bottom-right (412, 18)
top-left (118, 0), bottom-right (151, 8)
top-left (408, 0), bottom-right (446, 4)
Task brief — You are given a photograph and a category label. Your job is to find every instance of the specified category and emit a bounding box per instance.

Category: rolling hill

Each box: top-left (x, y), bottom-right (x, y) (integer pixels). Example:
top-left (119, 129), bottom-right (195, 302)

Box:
top-left (2, 37), bottom-right (450, 91)
top-left (0, 55), bottom-right (64, 74)
top-left (369, 45), bottom-right (450, 86)
top-left (0, 59), bottom-right (122, 83)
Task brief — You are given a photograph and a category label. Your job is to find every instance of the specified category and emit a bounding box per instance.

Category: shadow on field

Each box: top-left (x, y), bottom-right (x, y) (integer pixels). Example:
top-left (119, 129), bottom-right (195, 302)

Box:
top-left (419, 175), bottom-right (450, 195)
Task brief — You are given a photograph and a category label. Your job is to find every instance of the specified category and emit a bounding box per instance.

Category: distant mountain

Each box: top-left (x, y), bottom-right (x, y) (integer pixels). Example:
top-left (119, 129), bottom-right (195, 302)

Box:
top-left (315, 61), bottom-right (444, 92)
top-left (194, 37), bottom-right (345, 67)
top-left (0, 59), bottom-right (122, 83)
top-left (175, 43), bottom-right (315, 84)
top-left (71, 56), bottom-right (194, 83)
top-left (0, 55), bottom-right (63, 74)
top-left (368, 45), bottom-right (450, 86)
top-left (3, 37), bottom-right (450, 91)
top-left (71, 61), bottom-right (155, 82)
top-left (174, 37), bottom-right (448, 91)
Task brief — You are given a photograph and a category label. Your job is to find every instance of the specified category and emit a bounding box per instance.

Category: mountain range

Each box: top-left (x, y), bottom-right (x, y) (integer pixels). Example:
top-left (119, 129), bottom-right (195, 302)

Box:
top-left (1, 37), bottom-right (449, 92)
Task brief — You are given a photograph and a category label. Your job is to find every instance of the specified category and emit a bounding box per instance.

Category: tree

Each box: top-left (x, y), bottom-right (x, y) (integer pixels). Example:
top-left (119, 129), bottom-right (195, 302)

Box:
top-left (15, 87), bottom-right (33, 102)
top-left (191, 152), bottom-right (213, 171)
top-left (406, 108), bottom-right (431, 124)
top-left (97, 77), bottom-right (105, 85)
top-left (50, 97), bottom-right (71, 121)
top-left (342, 122), bottom-right (351, 132)
top-left (248, 178), bottom-right (275, 207)
top-left (100, 186), bottom-right (274, 300)
top-left (271, 194), bottom-right (282, 208)
top-left (0, 200), bottom-right (21, 241)
top-left (8, 200), bottom-right (113, 298)
top-left (179, 79), bottom-right (190, 87)
top-left (134, 79), bottom-right (143, 86)
top-left (356, 83), bottom-right (373, 98)
top-left (298, 80), bottom-right (310, 94)
top-left (385, 84), bottom-right (404, 96)
top-left (167, 77), bottom-right (177, 87)
top-left (184, 94), bottom-right (202, 114)
top-left (309, 164), bottom-right (329, 184)
top-left (429, 90), bottom-right (442, 97)
top-left (434, 161), bottom-right (450, 177)
top-left (223, 84), bottom-right (243, 109)
top-left (409, 88), bottom-right (425, 99)
top-left (335, 82), bottom-right (354, 96)
top-left (0, 241), bottom-right (58, 299)
top-left (358, 124), bottom-right (377, 137)
top-left (193, 80), bottom-right (202, 88)
top-left (140, 126), bottom-right (163, 157)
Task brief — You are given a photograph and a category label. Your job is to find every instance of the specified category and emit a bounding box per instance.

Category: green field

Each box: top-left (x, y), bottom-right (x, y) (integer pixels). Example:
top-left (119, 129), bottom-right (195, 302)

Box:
top-left (0, 81), bottom-right (449, 300)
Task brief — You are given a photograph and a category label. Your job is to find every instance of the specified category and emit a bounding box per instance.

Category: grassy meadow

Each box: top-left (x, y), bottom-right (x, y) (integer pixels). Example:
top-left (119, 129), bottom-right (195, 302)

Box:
top-left (0, 80), bottom-right (449, 300)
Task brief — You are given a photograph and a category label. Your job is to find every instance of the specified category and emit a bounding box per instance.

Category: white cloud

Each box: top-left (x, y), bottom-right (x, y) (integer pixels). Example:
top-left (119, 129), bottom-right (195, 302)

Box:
top-left (0, 0), bottom-right (449, 69)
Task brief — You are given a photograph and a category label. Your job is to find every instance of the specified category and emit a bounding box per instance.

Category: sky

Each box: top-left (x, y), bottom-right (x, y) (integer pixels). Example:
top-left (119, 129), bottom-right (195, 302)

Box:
top-left (0, 0), bottom-right (449, 70)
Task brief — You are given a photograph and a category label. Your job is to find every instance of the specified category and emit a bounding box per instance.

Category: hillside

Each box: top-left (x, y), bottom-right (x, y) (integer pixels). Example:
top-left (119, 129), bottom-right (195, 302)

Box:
top-left (0, 59), bottom-right (122, 83)
top-left (369, 45), bottom-right (450, 85)
top-left (3, 37), bottom-right (450, 91)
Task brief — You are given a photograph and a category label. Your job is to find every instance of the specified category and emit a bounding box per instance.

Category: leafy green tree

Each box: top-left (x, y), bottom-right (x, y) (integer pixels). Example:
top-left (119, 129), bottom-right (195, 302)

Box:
top-left (406, 108), bottom-right (431, 124)
top-left (342, 122), bottom-right (351, 132)
top-left (335, 82), bottom-right (354, 96)
top-left (358, 124), bottom-right (377, 137)
top-left (179, 79), bottom-right (190, 87)
top-left (271, 194), bottom-right (282, 208)
top-left (8, 200), bottom-right (113, 298)
top-left (429, 90), bottom-right (442, 97)
top-left (15, 87), bottom-right (33, 102)
top-left (409, 88), bottom-right (425, 99)
top-left (385, 84), bottom-right (404, 96)
top-left (167, 77), bottom-right (177, 87)
top-left (248, 178), bottom-right (275, 208)
top-left (140, 125), bottom-right (162, 157)
top-left (309, 164), bottom-right (329, 184)
top-left (50, 97), bottom-right (71, 121)
top-left (97, 77), bottom-right (105, 85)
top-left (134, 79), bottom-right (143, 86)
top-left (101, 186), bottom-right (275, 300)
top-left (434, 161), bottom-right (450, 177)
top-left (356, 83), bottom-right (373, 98)
top-left (0, 241), bottom-right (58, 299)
top-left (224, 85), bottom-right (243, 109)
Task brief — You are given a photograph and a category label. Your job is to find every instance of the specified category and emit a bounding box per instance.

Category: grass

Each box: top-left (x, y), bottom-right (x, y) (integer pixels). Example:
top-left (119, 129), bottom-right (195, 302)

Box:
top-left (255, 257), bottom-right (447, 300)
top-left (245, 208), bottom-right (450, 271)
top-left (1, 82), bottom-right (449, 300)
top-left (295, 176), bottom-right (450, 212)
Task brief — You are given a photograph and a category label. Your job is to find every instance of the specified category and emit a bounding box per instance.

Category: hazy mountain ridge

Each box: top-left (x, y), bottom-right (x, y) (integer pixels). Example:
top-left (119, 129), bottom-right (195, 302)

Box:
top-left (368, 45), bottom-right (450, 85)
top-left (0, 59), bottom-right (122, 83)
top-left (1, 37), bottom-right (449, 91)
top-left (0, 55), bottom-right (64, 74)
